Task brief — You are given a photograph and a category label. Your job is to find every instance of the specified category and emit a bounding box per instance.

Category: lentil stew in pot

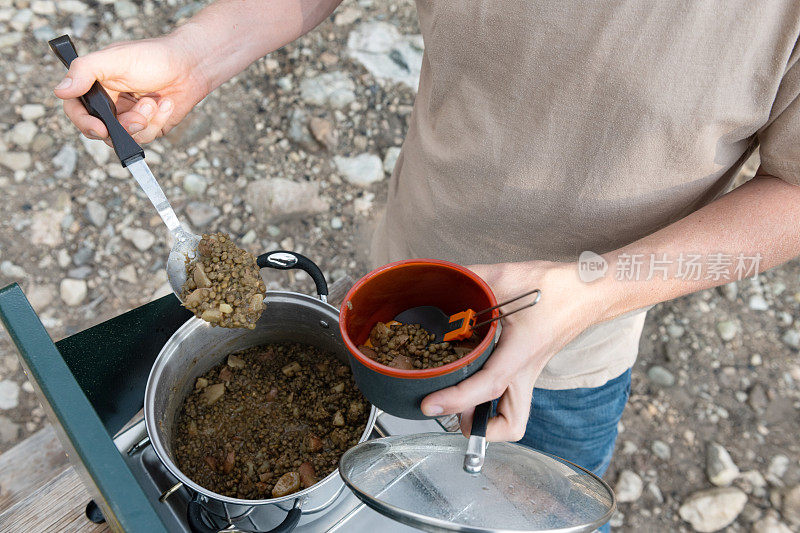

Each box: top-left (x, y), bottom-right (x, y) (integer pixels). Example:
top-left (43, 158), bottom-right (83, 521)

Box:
top-left (173, 342), bottom-right (369, 500)
top-left (358, 322), bottom-right (480, 370)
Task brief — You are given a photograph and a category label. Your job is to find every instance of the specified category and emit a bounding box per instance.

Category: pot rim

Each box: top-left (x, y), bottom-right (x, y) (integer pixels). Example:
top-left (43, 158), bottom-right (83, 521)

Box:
top-left (144, 289), bottom-right (379, 507)
top-left (339, 259), bottom-right (499, 379)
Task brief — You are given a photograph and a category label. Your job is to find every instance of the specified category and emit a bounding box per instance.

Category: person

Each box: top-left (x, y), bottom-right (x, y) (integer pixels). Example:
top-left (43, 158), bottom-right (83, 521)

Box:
top-left (54, 1), bottom-right (800, 529)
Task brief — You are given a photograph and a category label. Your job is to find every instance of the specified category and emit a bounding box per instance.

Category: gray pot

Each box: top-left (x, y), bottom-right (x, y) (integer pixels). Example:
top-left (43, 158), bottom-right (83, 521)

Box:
top-left (145, 274), bottom-right (378, 532)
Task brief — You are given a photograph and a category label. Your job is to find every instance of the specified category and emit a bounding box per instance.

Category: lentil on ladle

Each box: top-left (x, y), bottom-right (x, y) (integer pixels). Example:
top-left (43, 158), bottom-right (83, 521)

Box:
top-left (181, 232), bottom-right (266, 329)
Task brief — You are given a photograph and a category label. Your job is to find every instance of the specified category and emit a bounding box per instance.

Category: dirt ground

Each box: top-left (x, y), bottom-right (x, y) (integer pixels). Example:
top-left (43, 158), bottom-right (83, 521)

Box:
top-left (0, 1), bottom-right (797, 531)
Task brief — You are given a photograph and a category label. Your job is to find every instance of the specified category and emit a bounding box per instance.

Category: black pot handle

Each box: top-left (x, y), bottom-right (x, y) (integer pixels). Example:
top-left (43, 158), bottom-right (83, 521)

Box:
top-left (257, 250), bottom-right (329, 301)
top-left (470, 401), bottom-right (492, 439)
top-left (187, 499), bottom-right (302, 533)
top-left (48, 35), bottom-right (145, 167)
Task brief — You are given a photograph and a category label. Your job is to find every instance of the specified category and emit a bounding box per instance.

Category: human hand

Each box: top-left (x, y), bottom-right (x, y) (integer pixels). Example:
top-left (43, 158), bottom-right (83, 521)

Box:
top-left (420, 261), bottom-right (611, 442)
top-left (53, 32), bottom-right (211, 144)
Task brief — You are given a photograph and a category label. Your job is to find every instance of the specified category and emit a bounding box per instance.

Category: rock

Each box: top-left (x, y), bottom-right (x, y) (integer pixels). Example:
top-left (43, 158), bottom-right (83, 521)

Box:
top-left (738, 470), bottom-right (767, 498)
top-left (32, 25), bottom-right (56, 42)
top-left (245, 178), bottom-right (330, 223)
top-left (276, 76), bottom-right (293, 91)
top-left (647, 482), bottom-right (664, 503)
top-left (68, 266), bottom-right (92, 279)
top-left (286, 108), bottom-right (317, 151)
top-left (347, 22), bottom-right (424, 90)
top-left (615, 470), bottom-right (643, 503)
top-left (334, 154), bottom-right (384, 186)
top-left (647, 365), bottom-right (675, 387)
top-left (185, 202), bottom-right (220, 228)
top-left (748, 294), bottom-right (769, 311)
top-left (354, 192), bottom-right (375, 215)
top-left (9, 121), bottom-right (37, 147)
top-left (334, 6), bottom-right (361, 26)
top-left (150, 282), bottom-right (173, 300)
top-left (748, 384), bottom-right (768, 412)
top-left (781, 329), bottom-right (800, 350)
top-left (309, 117), bottom-right (337, 150)
top-left (26, 284), bottom-right (55, 311)
top-left (31, 209), bottom-right (64, 247)
top-left (0, 415), bottom-right (20, 443)
top-left (84, 200), bottom-right (107, 227)
top-left (72, 246), bottom-right (94, 266)
top-left (678, 487), bottom-right (747, 532)
top-left (782, 485), bottom-right (800, 526)
top-left (31, 133), bottom-right (53, 152)
top-left (31, 0), bottom-right (56, 15)
top-left (768, 455), bottom-right (790, 482)
top-left (667, 323), bottom-right (685, 338)
top-left (299, 72), bottom-right (356, 109)
top-left (383, 146), bottom-right (401, 174)
top-left (240, 229), bottom-right (257, 244)
top-left (753, 513), bottom-right (793, 533)
top-left (80, 136), bottom-right (111, 165)
top-left (330, 216), bottom-right (343, 230)
top-left (60, 279), bottom-right (87, 306)
top-left (118, 264), bottom-right (138, 284)
top-left (717, 320), bottom-right (738, 341)
top-left (0, 32), bottom-right (23, 49)
top-left (706, 442), bottom-right (739, 486)
top-left (183, 173), bottom-right (208, 196)
top-left (0, 381), bottom-right (19, 410)
top-left (0, 261), bottom-right (26, 279)
top-left (52, 144), bottom-right (78, 178)
top-left (0, 151), bottom-right (32, 171)
top-left (19, 104), bottom-right (44, 120)
top-left (652, 440), bottom-right (671, 460)
top-left (10, 10), bottom-right (32, 31)
top-left (720, 281), bottom-right (738, 301)
top-left (114, 0), bottom-right (138, 18)
top-left (122, 227), bottom-right (156, 251)
top-left (58, 0), bottom-right (87, 14)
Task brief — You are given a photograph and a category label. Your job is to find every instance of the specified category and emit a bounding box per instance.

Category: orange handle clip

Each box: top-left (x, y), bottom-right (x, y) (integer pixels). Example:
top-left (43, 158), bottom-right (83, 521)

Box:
top-left (443, 309), bottom-right (476, 342)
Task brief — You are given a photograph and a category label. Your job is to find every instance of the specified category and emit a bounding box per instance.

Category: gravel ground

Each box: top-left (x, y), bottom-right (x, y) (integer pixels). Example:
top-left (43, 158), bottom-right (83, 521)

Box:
top-left (0, 1), bottom-right (798, 531)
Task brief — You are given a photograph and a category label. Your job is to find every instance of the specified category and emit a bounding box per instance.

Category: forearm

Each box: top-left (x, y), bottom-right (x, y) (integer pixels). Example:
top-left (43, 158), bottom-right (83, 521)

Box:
top-left (171, 0), bottom-right (342, 91)
top-left (596, 173), bottom-right (800, 321)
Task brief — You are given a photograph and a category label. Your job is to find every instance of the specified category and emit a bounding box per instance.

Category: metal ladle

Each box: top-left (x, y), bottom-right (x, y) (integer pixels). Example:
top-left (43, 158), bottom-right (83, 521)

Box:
top-left (50, 35), bottom-right (200, 300)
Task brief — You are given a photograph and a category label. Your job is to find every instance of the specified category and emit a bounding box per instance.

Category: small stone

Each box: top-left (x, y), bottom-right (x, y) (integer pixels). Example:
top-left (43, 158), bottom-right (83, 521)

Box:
top-left (330, 216), bottom-right (343, 230)
top-left (0, 415), bottom-right (20, 443)
top-left (737, 470), bottom-right (767, 498)
top-left (185, 202), bottom-right (220, 228)
top-left (58, 0), bottom-right (87, 14)
top-left (240, 229), bottom-right (257, 245)
top-left (118, 264), bottom-right (138, 284)
top-left (0, 151), bottom-right (32, 171)
top-left (72, 246), bottom-right (94, 266)
top-left (122, 227), bottom-right (156, 251)
top-left (647, 365), bottom-right (675, 387)
top-left (182, 173), bottom-right (207, 196)
top-left (26, 284), bottom-right (55, 311)
top-left (751, 353), bottom-right (763, 366)
top-left (748, 294), bottom-right (769, 311)
top-left (678, 487), bottom-right (747, 533)
top-left (347, 22), bottom-right (424, 90)
top-left (60, 279), bottom-right (87, 306)
top-left (52, 144), bottom-right (78, 178)
top-left (309, 117), bottom-right (337, 150)
top-left (383, 146), bottom-right (401, 174)
top-left (615, 470), bottom-right (643, 503)
top-left (31, 0), bottom-right (56, 15)
top-left (768, 455), bottom-right (790, 481)
top-left (717, 320), bottom-right (738, 341)
top-left (114, 0), bottom-right (137, 18)
top-left (276, 76), bottom-right (293, 91)
top-left (0, 261), bottom-right (27, 279)
top-left (32, 25), bottom-right (56, 42)
top-left (84, 200), bottom-right (107, 227)
top-left (67, 266), bottom-right (92, 280)
top-left (31, 133), bottom-right (53, 152)
top-left (752, 514), bottom-right (794, 533)
top-left (608, 511), bottom-right (624, 528)
top-left (720, 282), bottom-right (738, 301)
top-left (334, 6), bottom-right (361, 26)
top-left (9, 121), bottom-right (37, 147)
top-left (286, 108), bottom-right (316, 151)
top-left (246, 178), bottom-right (329, 223)
top-left (706, 442), bottom-right (739, 486)
top-left (0, 32), bottom-right (22, 49)
top-left (781, 329), bottom-right (800, 350)
top-left (31, 209), bottom-right (65, 247)
top-left (354, 192), bottom-right (375, 215)
top-left (652, 440), bottom-right (671, 460)
top-left (782, 485), bottom-right (800, 526)
top-left (646, 482), bottom-right (664, 503)
top-left (23, 96), bottom-right (49, 117)
top-left (748, 384), bottom-right (768, 412)
top-left (267, 225), bottom-right (281, 237)
top-left (334, 154), bottom-right (384, 186)
top-left (299, 72), bottom-right (356, 109)
top-left (80, 136), bottom-right (111, 165)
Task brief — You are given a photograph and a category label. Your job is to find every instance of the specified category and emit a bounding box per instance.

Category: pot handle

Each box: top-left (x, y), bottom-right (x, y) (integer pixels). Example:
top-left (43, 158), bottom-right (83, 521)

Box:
top-left (187, 498), bottom-right (302, 533)
top-left (257, 250), bottom-right (329, 302)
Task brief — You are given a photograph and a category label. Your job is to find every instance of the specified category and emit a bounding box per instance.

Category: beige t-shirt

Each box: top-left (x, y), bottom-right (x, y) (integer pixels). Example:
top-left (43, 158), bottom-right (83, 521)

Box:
top-left (371, 1), bottom-right (800, 389)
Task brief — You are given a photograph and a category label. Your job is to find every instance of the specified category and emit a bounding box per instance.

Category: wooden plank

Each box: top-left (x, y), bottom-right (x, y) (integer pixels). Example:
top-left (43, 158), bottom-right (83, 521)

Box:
top-left (0, 425), bottom-right (70, 513)
top-left (0, 467), bottom-right (107, 532)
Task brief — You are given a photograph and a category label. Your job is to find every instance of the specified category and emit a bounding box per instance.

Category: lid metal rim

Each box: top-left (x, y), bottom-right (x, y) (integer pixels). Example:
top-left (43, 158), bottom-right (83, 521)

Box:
top-left (339, 433), bottom-right (617, 533)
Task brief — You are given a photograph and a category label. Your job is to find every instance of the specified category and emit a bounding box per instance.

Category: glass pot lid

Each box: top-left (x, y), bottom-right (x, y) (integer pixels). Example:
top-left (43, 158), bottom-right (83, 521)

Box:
top-left (339, 433), bottom-right (615, 533)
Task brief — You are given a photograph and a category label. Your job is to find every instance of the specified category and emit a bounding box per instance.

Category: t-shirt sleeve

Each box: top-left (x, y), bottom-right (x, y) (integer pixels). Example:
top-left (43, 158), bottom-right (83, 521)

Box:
top-left (758, 39), bottom-right (800, 186)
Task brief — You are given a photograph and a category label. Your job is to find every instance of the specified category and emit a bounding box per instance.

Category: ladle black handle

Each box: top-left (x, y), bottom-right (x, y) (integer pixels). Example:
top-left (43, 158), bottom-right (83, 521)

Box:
top-left (470, 401), bottom-right (492, 438)
top-left (187, 498), bottom-right (301, 533)
top-left (48, 35), bottom-right (144, 167)
top-left (257, 250), bottom-right (329, 299)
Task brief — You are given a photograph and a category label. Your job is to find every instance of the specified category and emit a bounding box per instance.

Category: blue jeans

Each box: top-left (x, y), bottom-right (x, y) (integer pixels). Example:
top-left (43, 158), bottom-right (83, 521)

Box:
top-left (518, 368), bottom-right (632, 532)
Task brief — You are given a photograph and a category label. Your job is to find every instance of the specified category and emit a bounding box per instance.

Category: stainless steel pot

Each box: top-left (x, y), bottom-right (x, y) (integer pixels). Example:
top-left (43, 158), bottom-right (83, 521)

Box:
top-left (143, 252), bottom-right (378, 533)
